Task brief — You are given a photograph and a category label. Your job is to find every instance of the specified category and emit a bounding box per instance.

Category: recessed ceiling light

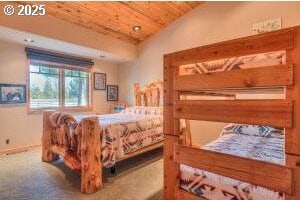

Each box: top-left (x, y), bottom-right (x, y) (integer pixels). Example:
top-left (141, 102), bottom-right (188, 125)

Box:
top-left (24, 38), bottom-right (34, 43)
top-left (132, 25), bottom-right (141, 32)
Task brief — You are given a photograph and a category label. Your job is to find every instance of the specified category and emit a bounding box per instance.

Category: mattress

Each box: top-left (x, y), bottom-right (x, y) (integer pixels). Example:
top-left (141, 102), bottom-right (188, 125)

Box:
top-left (180, 124), bottom-right (284, 200)
top-left (75, 106), bottom-right (163, 167)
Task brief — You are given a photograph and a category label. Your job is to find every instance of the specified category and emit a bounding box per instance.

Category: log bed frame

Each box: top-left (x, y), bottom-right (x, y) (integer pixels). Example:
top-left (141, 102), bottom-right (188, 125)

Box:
top-left (42, 81), bottom-right (163, 193)
top-left (163, 26), bottom-right (300, 200)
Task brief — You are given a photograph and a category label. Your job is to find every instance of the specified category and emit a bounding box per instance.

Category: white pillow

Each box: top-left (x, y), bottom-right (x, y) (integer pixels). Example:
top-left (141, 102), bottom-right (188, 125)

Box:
top-left (121, 106), bottom-right (162, 115)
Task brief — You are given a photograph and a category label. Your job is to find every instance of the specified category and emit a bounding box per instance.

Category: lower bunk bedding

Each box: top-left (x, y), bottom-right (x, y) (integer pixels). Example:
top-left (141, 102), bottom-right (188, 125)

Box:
top-left (180, 123), bottom-right (284, 200)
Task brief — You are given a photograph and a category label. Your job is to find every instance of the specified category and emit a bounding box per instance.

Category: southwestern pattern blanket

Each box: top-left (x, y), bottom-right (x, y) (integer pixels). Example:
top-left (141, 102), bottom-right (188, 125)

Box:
top-left (180, 124), bottom-right (284, 200)
top-left (179, 50), bottom-right (286, 75)
top-left (48, 107), bottom-right (163, 168)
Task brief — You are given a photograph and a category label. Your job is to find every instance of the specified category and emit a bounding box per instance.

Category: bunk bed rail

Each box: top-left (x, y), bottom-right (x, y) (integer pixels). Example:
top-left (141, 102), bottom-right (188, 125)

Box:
top-left (174, 145), bottom-right (292, 194)
top-left (174, 100), bottom-right (293, 127)
top-left (163, 26), bottom-right (300, 200)
top-left (174, 64), bottom-right (293, 91)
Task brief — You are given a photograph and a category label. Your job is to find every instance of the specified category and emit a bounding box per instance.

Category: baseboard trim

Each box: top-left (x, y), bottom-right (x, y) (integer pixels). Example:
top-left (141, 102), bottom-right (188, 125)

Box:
top-left (0, 144), bottom-right (41, 155)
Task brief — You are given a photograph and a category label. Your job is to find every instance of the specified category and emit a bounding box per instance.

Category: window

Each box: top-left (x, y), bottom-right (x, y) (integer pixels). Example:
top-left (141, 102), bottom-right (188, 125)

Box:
top-left (64, 69), bottom-right (89, 107)
top-left (29, 63), bottom-right (90, 110)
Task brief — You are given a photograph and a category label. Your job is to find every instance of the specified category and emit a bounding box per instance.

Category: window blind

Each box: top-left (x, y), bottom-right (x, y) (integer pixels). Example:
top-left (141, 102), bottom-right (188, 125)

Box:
top-left (25, 47), bottom-right (94, 68)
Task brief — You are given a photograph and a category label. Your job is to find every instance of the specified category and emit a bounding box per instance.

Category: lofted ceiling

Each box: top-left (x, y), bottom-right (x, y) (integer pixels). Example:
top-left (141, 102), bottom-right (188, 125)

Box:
top-left (31, 2), bottom-right (202, 45)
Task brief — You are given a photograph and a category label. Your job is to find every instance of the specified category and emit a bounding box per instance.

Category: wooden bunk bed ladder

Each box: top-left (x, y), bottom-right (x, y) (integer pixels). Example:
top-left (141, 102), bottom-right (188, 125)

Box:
top-left (163, 26), bottom-right (300, 200)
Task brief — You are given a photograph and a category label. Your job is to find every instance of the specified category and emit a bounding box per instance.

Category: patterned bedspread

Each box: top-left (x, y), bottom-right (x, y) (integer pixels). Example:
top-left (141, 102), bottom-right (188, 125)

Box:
top-left (75, 107), bottom-right (163, 167)
top-left (180, 124), bottom-right (284, 200)
top-left (179, 50), bottom-right (286, 76)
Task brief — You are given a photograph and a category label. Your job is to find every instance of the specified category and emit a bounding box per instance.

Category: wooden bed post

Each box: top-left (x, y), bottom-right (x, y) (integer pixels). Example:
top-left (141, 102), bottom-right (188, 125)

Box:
top-left (163, 55), bottom-right (180, 200)
top-left (285, 27), bottom-right (300, 200)
top-left (181, 96), bottom-right (192, 146)
top-left (80, 117), bottom-right (102, 194)
top-left (285, 155), bottom-right (300, 199)
top-left (42, 110), bottom-right (57, 162)
top-left (133, 83), bottom-right (141, 106)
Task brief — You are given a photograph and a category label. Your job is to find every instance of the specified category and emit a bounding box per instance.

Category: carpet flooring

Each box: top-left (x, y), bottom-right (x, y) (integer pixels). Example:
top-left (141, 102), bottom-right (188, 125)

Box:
top-left (0, 147), bottom-right (163, 200)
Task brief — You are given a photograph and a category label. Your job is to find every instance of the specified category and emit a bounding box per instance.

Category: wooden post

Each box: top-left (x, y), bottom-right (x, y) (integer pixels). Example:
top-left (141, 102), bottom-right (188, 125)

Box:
top-left (285, 27), bottom-right (300, 199)
top-left (42, 110), bottom-right (57, 162)
top-left (80, 117), bottom-right (102, 194)
top-left (164, 135), bottom-right (180, 200)
top-left (181, 96), bottom-right (192, 146)
top-left (181, 120), bottom-right (191, 146)
top-left (285, 28), bottom-right (300, 156)
top-left (285, 154), bottom-right (300, 200)
top-left (133, 83), bottom-right (141, 106)
top-left (163, 55), bottom-right (180, 200)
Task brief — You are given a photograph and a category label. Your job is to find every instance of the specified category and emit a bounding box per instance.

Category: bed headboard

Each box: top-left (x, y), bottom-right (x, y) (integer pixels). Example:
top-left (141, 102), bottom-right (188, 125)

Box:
top-left (133, 81), bottom-right (163, 107)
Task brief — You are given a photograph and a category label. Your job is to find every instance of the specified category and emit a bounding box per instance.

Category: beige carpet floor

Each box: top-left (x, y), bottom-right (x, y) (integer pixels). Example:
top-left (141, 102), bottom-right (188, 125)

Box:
top-left (0, 147), bottom-right (163, 200)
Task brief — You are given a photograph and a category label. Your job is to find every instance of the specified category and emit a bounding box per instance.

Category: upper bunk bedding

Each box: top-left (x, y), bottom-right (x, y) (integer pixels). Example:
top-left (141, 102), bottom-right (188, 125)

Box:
top-left (180, 123), bottom-right (284, 200)
top-left (51, 106), bottom-right (163, 168)
top-left (179, 50), bottom-right (286, 76)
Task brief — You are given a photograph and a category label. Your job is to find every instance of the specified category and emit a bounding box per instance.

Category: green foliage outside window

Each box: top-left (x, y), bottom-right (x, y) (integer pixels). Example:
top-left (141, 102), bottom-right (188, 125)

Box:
top-left (29, 64), bottom-right (89, 108)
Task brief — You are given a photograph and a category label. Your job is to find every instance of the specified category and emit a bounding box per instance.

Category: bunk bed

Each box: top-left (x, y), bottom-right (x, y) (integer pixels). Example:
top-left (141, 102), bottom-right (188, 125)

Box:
top-left (41, 81), bottom-right (163, 193)
top-left (163, 26), bottom-right (300, 200)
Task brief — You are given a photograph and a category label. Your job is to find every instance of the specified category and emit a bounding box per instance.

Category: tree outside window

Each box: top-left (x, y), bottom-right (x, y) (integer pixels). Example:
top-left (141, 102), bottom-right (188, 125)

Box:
top-left (29, 64), bottom-right (90, 110)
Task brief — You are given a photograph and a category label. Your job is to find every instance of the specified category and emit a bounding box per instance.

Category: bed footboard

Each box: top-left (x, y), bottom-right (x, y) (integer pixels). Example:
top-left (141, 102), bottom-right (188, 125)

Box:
top-left (42, 111), bottom-right (102, 194)
top-left (42, 111), bottom-right (57, 162)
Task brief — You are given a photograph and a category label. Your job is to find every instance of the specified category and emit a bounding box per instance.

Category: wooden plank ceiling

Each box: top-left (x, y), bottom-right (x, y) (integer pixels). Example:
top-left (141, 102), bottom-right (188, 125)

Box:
top-left (37, 2), bottom-right (202, 45)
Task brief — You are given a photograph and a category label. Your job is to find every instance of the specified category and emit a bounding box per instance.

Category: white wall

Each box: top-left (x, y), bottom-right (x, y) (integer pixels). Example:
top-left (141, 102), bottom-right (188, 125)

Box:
top-left (0, 40), bottom-right (119, 151)
top-left (118, 1), bottom-right (300, 145)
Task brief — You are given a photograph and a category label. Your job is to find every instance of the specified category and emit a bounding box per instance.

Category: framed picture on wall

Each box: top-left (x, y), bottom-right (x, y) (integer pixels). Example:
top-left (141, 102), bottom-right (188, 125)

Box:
top-left (94, 73), bottom-right (106, 90)
top-left (107, 85), bottom-right (118, 101)
top-left (0, 84), bottom-right (26, 104)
